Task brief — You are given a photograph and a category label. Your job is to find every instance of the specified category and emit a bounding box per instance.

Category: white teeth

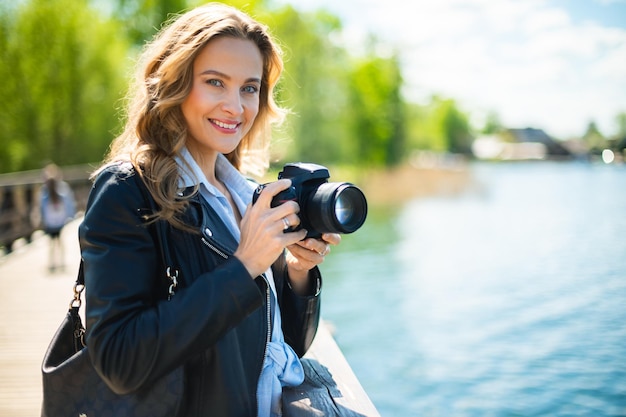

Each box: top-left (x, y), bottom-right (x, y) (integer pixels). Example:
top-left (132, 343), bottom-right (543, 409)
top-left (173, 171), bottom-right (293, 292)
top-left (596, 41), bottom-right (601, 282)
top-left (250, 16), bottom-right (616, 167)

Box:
top-left (212, 119), bottom-right (237, 129)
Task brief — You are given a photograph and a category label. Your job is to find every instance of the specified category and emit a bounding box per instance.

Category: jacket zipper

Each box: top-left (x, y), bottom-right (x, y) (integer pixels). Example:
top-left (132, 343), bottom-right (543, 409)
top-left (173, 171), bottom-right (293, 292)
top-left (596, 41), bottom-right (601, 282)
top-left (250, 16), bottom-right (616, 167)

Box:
top-left (200, 232), bottom-right (272, 414)
top-left (262, 274), bottom-right (272, 349)
top-left (197, 235), bottom-right (229, 415)
top-left (257, 274), bottom-right (272, 414)
top-left (200, 236), bottom-right (228, 259)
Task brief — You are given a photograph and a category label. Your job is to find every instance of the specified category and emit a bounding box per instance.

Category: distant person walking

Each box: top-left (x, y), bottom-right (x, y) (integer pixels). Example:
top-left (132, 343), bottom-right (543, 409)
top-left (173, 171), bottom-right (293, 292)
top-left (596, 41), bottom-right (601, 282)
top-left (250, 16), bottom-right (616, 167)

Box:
top-left (40, 163), bottom-right (75, 272)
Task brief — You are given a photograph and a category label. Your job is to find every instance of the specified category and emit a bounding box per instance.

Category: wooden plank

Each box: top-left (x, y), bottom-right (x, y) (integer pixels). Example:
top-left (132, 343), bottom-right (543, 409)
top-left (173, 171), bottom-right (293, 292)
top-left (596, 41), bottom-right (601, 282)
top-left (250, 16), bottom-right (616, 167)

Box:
top-left (0, 221), bottom-right (80, 416)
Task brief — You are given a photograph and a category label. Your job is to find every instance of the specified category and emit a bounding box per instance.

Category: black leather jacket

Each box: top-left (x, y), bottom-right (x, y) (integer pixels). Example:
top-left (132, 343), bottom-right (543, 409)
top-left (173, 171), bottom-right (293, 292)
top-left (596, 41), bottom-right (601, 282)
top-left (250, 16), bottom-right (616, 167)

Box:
top-left (78, 163), bottom-right (322, 416)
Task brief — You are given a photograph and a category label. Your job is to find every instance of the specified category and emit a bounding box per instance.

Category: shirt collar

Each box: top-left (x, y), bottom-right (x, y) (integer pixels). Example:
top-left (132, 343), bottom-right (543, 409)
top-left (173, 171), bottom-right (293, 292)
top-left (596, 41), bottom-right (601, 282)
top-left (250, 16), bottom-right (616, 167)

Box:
top-left (175, 147), bottom-right (255, 206)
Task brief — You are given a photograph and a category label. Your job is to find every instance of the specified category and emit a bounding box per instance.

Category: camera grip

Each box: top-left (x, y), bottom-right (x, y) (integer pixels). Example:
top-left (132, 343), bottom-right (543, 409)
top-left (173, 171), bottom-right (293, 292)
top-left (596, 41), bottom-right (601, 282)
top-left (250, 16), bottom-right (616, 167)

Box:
top-left (251, 184), bottom-right (297, 208)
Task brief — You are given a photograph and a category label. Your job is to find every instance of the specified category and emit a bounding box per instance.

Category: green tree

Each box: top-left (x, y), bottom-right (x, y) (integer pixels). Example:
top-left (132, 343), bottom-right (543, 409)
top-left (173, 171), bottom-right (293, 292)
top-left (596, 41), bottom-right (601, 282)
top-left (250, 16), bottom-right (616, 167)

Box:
top-left (482, 111), bottom-right (503, 135)
top-left (615, 113), bottom-right (626, 138)
top-left (348, 47), bottom-right (406, 166)
top-left (406, 102), bottom-right (446, 152)
top-left (269, 6), bottom-right (352, 165)
top-left (615, 113), bottom-right (626, 153)
top-left (102, 0), bottom-right (187, 45)
top-left (436, 99), bottom-right (473, 154)
top-left (99, 0), bottom-right (273, 45)
top-left (0, 0), bottom-right (423, 172)
top-left (0, 0), bottom-right (129, 173)
top-left (99, 0), bottom-right (190, 45)
top-left (582, 121), bottom-right (606, 154)
top-left (405, 96), bottom-right (473, 154)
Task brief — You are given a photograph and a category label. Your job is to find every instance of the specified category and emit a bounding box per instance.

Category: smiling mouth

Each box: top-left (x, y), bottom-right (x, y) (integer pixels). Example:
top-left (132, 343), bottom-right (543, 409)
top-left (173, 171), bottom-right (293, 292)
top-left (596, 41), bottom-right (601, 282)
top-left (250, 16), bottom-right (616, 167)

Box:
top-left (210, 119), bottom-right (239, 130)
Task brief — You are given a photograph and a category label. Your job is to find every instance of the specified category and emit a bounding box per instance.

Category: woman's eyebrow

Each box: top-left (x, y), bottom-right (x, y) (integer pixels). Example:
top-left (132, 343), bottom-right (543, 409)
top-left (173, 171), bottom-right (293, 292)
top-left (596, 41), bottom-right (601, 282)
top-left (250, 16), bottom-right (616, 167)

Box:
top-left (199, 69), bottom-right (261, 84)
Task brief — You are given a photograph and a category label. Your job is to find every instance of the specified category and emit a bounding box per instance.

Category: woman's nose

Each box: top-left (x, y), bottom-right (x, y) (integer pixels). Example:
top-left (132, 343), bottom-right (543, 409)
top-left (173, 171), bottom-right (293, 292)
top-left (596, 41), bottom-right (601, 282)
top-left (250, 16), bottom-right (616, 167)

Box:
top-left (221, 90), bottom-right (243, 115)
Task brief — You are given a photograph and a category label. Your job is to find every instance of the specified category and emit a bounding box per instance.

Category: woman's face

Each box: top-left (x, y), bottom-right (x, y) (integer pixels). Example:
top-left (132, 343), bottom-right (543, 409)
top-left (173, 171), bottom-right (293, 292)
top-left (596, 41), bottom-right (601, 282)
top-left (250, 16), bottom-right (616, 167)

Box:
top-left (182, 36), bottom-right (263, 158)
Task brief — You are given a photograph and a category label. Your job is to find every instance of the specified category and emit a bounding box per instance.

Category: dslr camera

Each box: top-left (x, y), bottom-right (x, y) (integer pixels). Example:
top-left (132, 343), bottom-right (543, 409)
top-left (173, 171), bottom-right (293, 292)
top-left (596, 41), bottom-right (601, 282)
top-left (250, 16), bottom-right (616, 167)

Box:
top-left (253, 162), bottom-right (368, 239)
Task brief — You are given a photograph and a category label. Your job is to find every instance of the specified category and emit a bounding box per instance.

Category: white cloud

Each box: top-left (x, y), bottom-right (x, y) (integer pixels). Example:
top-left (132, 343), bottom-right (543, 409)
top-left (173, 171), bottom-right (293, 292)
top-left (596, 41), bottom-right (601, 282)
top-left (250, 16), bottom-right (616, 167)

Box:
top-left (278, 0), bottom-right (626, 137)
top-left (594, 0), bottom-right (626, 5)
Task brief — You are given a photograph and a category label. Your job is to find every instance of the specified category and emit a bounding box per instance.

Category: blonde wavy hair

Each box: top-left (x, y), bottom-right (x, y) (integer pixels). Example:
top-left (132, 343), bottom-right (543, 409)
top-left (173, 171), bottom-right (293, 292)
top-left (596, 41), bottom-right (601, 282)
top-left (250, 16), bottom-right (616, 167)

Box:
top-left (100, 3), bottom-right (286, 229)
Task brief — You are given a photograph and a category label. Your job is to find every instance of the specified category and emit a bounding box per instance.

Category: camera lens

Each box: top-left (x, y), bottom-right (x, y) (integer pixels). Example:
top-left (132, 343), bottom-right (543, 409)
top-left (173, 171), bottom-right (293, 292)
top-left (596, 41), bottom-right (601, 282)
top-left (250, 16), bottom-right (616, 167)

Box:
top-left (335, 186), bottom-right (363, 227)
top-left (306, 182), bottom-right (367, 235)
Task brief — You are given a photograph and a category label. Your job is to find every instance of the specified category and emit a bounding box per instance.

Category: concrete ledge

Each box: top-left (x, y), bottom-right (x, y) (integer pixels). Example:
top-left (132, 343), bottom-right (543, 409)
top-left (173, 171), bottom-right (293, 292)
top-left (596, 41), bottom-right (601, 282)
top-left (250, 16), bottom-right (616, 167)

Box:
top-left (284, 322), bottom-right (380, 417)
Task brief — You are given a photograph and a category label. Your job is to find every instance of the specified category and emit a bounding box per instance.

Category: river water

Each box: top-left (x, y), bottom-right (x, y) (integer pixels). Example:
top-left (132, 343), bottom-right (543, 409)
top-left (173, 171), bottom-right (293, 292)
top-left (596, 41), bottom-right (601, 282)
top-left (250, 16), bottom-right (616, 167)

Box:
top-left (321, 161), bottom-right (626, 417)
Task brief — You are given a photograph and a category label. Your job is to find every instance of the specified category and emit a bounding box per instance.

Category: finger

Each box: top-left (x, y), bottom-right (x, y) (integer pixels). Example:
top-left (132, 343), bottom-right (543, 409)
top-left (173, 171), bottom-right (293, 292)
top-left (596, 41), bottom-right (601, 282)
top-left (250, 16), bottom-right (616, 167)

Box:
top-left (285, 247), bottom-right (317, 274)
top-left (272, 199), bottom-right (300, 219)
top-left (288, 243), bottom-right (323, 264)
top-left (321, 233), bottom-right (342, 246)
top-left (283, 228), bottom-right (308, 246)
top-left (254, 179), bottom-right (292, 207)
top-left (297, 238), bottom-right (330, 256)
top-left (280, 216), bottom-right (291, 231)
top-left (279, 213), bottom-right (301, 232)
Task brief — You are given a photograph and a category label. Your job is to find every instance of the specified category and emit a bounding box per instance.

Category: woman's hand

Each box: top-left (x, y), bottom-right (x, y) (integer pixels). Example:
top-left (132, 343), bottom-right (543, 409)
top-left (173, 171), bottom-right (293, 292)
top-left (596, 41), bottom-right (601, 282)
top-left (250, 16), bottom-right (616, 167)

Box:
top-left (235, 179), bottom-right (307, 278)
top-left (286, 232), bottom-right (341, 295)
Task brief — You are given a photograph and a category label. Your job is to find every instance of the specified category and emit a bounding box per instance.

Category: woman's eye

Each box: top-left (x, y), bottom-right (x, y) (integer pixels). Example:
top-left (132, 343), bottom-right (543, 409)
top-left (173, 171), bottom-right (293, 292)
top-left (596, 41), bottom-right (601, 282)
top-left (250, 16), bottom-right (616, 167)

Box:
top-left (242, 85), bottom-right (259, 94)
top-left (206, 79), bottom-right (223, 87)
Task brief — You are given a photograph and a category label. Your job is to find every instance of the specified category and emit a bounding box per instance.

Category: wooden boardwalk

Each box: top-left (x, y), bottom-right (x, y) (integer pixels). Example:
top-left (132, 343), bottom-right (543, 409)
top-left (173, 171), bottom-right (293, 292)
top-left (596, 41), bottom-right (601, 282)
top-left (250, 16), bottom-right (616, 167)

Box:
top-left (0, 219), bottom-right (82, 416)
top-left (0, 218), bottom-right (380, 417)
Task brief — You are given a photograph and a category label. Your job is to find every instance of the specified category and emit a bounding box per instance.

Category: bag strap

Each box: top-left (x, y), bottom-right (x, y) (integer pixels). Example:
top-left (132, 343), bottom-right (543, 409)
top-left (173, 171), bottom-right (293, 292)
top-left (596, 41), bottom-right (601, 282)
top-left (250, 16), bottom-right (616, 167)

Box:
top-left (71, 174), bottom-right (179, 312)
top-left (136, 175), bottom-right (179, 300)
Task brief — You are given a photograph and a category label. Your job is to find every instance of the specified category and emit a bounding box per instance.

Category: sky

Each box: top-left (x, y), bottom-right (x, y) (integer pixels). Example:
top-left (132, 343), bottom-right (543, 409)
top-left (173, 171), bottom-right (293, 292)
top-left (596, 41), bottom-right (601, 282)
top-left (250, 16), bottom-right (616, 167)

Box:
top-left (275, 0), bottom-right (626, 139)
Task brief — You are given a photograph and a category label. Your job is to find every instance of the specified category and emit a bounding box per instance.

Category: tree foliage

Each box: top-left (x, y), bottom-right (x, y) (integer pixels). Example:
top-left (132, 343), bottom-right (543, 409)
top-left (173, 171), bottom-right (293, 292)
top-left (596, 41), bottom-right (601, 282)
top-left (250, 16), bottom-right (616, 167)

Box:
top-left (434, 98), bottom-right (473, 154)
top-left (0, 0), bottom-right (481, 174)
top-left (267, 6), bottom-right (353, 165)
top-left (582, 121), bottom-right (607, 154)
top-left (101, 0), bottom-right (194, 44)
top-left (406, 96), bottom-right (473, 154)
top-left (348, 49), bottom-right (405, 166)
top-left (0, 0), bottom-right (129, 172)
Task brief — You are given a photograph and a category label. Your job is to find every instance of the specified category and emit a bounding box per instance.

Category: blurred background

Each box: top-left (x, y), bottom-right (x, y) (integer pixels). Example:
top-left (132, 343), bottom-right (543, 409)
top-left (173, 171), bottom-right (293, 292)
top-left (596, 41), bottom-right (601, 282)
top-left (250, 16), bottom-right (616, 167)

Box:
top-left (1, 0), bottom-right (625, 416)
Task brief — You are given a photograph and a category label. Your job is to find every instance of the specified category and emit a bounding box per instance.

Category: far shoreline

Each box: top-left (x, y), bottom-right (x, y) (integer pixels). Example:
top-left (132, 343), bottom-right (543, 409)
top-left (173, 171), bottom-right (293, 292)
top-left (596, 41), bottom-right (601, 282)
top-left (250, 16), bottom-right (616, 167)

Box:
top-left (263, 156), bottom-right (473, 208)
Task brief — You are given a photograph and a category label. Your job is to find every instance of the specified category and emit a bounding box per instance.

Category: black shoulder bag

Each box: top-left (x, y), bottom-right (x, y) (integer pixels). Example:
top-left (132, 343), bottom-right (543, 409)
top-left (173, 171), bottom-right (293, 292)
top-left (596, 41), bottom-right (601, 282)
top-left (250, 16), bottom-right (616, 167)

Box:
top-left (40, 196), bottom-right (184, 417)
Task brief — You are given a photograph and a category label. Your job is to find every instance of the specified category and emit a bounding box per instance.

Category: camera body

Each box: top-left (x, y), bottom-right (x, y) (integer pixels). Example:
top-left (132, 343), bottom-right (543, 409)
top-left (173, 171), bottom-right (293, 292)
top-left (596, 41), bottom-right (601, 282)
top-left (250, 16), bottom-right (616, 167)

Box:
top-left (253, 162), bottom-right (368, 239)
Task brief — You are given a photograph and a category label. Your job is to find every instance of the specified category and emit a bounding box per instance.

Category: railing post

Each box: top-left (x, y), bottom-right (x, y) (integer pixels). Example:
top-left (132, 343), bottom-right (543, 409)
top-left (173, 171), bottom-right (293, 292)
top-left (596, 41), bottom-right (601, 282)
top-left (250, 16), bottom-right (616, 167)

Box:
top-left (0, 164), bottom-right (93, 253)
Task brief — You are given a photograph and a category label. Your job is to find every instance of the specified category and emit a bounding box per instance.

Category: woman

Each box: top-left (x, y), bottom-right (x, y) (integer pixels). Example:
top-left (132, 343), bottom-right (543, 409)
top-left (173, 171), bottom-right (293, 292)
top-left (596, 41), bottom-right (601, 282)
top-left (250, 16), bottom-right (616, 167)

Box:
top-left (40, 163), bottom-right (76, 272)
top-left (78, 3), bottom-right (340, 416)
